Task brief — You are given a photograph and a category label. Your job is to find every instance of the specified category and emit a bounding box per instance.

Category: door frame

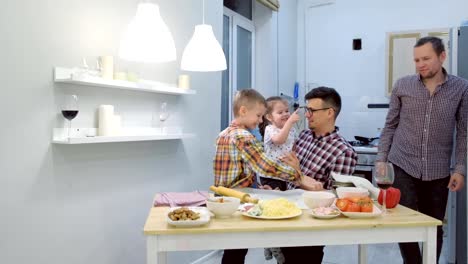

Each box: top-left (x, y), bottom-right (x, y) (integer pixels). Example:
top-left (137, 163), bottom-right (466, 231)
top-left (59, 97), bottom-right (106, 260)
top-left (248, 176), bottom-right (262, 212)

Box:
top-left (223, 7), bottom-right (255, 122)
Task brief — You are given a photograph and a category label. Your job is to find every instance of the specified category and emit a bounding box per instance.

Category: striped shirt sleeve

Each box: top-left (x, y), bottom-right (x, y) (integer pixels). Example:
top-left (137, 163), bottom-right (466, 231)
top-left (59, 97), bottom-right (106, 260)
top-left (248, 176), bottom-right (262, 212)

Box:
top-left (377, 82), bottom-right (401, 162)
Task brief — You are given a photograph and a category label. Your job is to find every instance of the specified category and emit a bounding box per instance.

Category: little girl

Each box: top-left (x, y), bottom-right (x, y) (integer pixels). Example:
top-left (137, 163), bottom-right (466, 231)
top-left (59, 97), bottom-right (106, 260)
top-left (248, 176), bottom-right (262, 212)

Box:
top-left (258, 96), bottom-right (300, 190)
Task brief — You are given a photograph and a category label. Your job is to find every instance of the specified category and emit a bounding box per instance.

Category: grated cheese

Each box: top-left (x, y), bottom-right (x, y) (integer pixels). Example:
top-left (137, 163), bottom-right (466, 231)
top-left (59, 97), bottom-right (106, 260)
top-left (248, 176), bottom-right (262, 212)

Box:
top-left (260, 198), bottom-right (301, 217)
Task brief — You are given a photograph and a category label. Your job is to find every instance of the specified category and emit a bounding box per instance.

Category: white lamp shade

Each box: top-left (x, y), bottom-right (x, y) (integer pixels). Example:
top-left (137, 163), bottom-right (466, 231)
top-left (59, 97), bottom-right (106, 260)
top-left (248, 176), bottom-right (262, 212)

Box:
top-left (119, 3), bottom-right (176, 63)
top-left (181, 24), bottom-right (227, 72)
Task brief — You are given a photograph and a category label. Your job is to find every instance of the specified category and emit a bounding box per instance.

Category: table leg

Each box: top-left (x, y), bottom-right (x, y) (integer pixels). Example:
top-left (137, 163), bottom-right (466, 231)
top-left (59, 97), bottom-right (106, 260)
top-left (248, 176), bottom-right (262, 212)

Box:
top-left (147, 236), bottom-right (167, 264)
top-left (423, 227), bottom-right (437, 264)
top-left (358, 244), bottom-right (368, 264)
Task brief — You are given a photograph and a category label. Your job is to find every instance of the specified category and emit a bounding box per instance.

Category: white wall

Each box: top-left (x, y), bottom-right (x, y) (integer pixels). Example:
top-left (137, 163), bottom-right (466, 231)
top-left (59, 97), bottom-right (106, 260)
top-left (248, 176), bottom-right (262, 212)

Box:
top-left (0, 0), bottom-right (223, 263)
top-left (254, 0), bottom-right (298, 98)
top-left (297, 0), bottom-right (468, 140)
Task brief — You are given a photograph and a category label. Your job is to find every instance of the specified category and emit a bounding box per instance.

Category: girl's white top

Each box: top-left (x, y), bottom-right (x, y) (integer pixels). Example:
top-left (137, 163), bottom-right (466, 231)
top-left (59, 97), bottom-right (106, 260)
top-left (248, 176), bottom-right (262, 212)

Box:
top-left (264, 125), bottom-right (296, 160)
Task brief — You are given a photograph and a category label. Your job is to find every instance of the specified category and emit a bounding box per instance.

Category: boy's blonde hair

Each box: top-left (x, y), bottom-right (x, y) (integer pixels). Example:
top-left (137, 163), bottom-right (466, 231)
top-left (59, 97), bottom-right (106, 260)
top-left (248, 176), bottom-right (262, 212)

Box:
top-left (232, 89), bottom-right (266, 117)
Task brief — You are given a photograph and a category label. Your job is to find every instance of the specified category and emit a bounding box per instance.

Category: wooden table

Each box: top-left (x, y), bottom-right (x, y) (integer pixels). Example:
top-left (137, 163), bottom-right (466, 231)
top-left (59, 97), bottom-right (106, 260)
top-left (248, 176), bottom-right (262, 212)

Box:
top-left (144, 206), bottom-right (441, 264)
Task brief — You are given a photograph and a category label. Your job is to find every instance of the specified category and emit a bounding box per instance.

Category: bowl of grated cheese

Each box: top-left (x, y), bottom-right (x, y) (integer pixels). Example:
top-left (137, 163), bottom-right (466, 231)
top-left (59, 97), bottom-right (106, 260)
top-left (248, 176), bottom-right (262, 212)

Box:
top-left (245, 198), bottom-right (302, 219)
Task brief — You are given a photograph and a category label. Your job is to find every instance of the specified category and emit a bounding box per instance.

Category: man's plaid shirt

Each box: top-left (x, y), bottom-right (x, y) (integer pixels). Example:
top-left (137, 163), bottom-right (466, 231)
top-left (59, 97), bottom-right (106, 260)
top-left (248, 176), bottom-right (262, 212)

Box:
top-left (377, 71), bottom-right (468, 180)
top-left (294, 128), bottom-right (357, 189)
top-left (213, 123), bottom-right (299, 188)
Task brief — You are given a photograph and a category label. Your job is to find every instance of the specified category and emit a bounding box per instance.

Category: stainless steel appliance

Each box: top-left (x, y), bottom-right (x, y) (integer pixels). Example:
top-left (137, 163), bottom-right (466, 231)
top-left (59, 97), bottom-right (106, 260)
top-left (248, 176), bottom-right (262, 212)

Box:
top-left (348, 140), bottom-right (378, 182)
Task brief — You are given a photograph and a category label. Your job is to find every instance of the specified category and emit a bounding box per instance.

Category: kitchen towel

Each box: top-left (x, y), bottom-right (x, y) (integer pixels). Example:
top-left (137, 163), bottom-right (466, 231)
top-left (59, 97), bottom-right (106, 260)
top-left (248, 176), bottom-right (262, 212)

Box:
top-left (153, 191), bottom-right (209, 207)
top-left (331, 172), bottom-right (380, 199)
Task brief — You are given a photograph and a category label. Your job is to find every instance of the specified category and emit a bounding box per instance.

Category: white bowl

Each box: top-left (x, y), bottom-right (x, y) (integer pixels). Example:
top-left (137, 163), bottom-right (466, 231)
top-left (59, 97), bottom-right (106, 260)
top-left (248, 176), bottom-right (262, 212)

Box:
top-left (302, 191), bottom-right (336, 209)
top-left (206, 196), bottom-right (240, 218)
top-left (336, 187), bottom-right (369, 198)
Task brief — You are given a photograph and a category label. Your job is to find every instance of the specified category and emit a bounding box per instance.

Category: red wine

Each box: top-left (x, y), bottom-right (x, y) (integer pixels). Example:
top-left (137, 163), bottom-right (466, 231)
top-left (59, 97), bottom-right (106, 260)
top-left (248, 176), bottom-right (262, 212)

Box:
top-left (377, 183), bottom-right (392, 189)
top-left (62, 110), bottom-right (78, 120)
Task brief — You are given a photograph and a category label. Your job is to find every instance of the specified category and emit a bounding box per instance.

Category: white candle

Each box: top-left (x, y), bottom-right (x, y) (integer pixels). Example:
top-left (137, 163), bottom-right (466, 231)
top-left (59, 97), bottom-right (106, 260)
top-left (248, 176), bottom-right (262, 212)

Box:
top-left (98, 105), bottom-right (114, 136)
top-left (100, 56), bottom-right (114, 80)
top-left (178, 74), bottom-right (190, 89)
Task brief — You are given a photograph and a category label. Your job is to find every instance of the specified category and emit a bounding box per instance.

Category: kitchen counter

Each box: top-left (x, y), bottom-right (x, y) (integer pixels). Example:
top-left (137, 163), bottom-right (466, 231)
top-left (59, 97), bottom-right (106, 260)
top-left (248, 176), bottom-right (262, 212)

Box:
top-left (144, 205), bottom-right (441, 264)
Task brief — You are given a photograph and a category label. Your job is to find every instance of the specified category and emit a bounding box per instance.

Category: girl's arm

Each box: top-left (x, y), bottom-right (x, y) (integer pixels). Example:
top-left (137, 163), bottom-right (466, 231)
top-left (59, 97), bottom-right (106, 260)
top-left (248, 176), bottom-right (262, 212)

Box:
top-left (270, 110), bottom-right (300, 145)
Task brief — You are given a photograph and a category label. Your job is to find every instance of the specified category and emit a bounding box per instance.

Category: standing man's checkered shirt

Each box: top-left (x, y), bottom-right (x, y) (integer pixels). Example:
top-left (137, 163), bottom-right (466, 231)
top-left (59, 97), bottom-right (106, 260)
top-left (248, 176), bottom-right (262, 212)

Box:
top-left (293, 128), bottom-right (357, 189)
top-left (377, 70), bottom-right (468, 180)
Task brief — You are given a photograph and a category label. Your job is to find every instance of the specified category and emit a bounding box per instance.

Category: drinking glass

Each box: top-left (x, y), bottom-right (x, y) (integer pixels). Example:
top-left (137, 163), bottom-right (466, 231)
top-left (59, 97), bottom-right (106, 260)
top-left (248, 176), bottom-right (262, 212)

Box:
top-left (61, 95), bottom-right (79, 141)
top-left (373, 162), bottom-right (395, 214)
top-left (159, 102), bottom-right (170, 134)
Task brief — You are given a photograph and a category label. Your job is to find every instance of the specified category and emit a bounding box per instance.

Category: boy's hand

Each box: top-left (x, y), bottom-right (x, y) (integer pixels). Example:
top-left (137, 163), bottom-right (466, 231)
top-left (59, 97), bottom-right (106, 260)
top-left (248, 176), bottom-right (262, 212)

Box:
top-left (259, 184), bottom-right (280, 190)
top-left (280, 152), bottom-right (301, 173)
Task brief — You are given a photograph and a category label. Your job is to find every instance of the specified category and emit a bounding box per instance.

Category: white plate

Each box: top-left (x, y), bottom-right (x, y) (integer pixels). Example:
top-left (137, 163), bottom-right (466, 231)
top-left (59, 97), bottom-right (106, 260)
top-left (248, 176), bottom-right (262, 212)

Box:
top-left (241, 210), bottom-right (302, 220)
top-left (339, 204), bottom-right (382, 219)
top-left (309, 209), bottom-right (341, 219)
top-left (166, 207), bottom-right (211, 227)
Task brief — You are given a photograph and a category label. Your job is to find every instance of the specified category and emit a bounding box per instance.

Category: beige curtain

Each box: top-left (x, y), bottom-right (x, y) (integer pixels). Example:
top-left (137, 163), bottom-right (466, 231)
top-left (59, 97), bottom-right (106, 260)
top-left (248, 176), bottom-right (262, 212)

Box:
top-left (256, 0), bottom-right (280, 11)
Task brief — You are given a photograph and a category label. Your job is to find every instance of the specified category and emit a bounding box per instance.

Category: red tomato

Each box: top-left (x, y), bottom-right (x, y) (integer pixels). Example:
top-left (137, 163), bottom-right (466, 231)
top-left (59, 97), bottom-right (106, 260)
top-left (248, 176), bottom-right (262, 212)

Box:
top-left (360, 202), bottom-right (373, 213)
top-left (347, 202), bottom-right (361, 212)
top-left (336, 199), bottom-right (349, 211)
top-left (346, 197), bottom-right (362, 203)
top-left (359, 197), bottom-right (372, 203)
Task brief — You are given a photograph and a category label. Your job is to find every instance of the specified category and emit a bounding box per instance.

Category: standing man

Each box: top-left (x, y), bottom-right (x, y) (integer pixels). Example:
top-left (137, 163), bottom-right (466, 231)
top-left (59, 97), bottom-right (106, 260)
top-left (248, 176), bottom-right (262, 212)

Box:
top-left (377, 36), bottom-right (468, 263)
top-left (280, 87), bottom-right (358, 264)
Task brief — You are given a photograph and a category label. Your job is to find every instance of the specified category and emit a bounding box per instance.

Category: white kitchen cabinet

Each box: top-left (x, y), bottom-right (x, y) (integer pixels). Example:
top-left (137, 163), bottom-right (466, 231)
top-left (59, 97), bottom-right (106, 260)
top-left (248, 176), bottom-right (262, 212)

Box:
top-left (53, 67), bottom-right (196, 144)
top-left (385, 28), bottom-right (451, 96)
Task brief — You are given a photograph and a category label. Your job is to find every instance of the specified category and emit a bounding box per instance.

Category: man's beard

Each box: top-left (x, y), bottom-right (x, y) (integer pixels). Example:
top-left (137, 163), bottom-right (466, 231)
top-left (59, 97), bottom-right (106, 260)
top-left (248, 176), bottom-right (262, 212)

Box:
top-left (421, 70), bottom-right (437, 80)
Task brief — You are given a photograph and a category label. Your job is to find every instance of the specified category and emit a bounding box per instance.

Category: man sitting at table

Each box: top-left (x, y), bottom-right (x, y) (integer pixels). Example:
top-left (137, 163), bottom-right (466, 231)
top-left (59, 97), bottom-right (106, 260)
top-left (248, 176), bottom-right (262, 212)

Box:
top-left (277, 87), bottom-right (358, 264)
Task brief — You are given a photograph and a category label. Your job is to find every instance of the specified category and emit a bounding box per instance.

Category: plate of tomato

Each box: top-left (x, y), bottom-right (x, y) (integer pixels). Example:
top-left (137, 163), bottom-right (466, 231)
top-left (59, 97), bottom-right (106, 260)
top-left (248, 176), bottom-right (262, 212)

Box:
top-left (335, 197), bottom-right (382, 219)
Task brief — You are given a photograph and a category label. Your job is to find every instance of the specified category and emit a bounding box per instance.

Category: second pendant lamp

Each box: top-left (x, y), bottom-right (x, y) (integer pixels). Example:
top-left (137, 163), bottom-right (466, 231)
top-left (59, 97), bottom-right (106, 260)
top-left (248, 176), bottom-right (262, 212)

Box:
top-left (181, 0), bottom-right (227, 72)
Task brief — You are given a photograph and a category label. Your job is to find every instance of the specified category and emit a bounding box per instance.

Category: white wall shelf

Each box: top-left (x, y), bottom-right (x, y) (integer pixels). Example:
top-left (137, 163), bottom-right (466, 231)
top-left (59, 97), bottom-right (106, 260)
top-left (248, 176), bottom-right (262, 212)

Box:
top-left (54, 67), bottom-right (196, 95)
top-left (52, 127), bottom-right (195, 144)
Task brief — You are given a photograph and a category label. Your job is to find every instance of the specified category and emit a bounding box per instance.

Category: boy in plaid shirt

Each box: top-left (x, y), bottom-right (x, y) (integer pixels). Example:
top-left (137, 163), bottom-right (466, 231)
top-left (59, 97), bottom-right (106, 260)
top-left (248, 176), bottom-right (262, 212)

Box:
top-left (213, 89), bottom-right (312, 189)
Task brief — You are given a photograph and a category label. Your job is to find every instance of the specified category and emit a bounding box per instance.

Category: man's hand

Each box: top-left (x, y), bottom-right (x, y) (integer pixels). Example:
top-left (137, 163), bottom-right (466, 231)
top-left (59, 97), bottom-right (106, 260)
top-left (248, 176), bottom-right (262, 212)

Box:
top-left (448, 173), bottom-right (465, 192)
top-left (300, 176), bottom-right (324, 191)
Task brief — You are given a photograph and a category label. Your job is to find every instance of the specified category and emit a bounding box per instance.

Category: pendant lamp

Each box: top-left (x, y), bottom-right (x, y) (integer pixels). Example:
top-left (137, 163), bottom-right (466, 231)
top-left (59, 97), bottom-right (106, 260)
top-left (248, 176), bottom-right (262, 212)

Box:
top-left (181, 0), bottom-right (227, 71)
top-left (119, 2), bottom-right (176, 63)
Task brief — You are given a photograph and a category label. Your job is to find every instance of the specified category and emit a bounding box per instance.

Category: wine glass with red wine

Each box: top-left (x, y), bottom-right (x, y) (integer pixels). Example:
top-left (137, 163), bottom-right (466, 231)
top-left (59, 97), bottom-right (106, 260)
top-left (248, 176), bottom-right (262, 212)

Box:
top-left (373, 162), bottom-right (395, 214)
top-left (61, 95), bottom-right (79, 141)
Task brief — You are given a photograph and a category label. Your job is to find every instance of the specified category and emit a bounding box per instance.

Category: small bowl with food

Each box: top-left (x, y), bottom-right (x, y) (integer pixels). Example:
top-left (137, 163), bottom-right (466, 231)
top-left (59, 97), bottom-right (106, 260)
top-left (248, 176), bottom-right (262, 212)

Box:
top-left (206, 196), bottom-right (241, 218)
top-left (302, 191), bottom-right (336, 209)
top-left (310, 206), bottom-right (341, 219)
top-left (166, 207), bottom-right (210, 227)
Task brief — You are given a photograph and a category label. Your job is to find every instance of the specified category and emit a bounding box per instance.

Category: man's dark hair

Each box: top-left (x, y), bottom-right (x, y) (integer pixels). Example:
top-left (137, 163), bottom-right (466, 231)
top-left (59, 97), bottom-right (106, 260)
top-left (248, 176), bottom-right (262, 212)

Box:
top-left (305, 86), bottom-right (342, 119)
top-left (414, 36), bottom-right (445, 56)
